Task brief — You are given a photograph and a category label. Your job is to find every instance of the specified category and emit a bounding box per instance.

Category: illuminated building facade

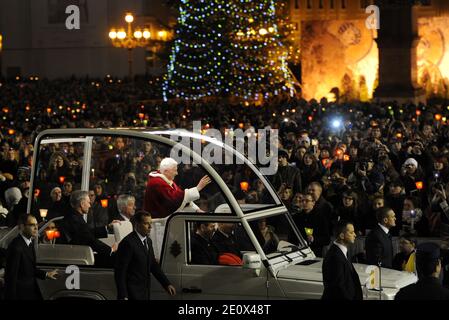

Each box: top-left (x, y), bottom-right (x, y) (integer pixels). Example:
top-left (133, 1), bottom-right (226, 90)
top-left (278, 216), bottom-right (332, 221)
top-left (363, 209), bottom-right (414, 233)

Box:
top-left (289, 0), bottom-right (449, 102)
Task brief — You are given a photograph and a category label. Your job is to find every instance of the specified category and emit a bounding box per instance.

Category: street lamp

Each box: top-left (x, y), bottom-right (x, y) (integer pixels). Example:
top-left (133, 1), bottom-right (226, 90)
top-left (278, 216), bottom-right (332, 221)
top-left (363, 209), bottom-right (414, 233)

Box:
top-left (109, 12), bottom-right (152, 78)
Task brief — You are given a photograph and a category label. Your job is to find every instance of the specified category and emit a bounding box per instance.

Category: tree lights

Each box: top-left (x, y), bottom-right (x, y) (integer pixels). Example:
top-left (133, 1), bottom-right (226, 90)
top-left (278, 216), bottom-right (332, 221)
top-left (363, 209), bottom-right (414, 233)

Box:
top-left (163, 0), bottom-right (294, 101)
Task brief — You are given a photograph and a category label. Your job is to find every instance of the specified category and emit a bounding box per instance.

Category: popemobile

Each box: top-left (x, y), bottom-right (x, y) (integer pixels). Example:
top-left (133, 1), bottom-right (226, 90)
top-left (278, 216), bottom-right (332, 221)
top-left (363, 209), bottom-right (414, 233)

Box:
top-left (0, 128), bottom-right (417, 299)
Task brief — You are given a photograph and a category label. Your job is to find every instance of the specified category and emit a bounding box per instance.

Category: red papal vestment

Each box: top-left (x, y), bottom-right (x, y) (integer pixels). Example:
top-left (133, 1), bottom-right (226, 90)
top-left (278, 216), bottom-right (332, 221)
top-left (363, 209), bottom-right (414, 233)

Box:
top-left (144, 171), bottom-right (200, 218)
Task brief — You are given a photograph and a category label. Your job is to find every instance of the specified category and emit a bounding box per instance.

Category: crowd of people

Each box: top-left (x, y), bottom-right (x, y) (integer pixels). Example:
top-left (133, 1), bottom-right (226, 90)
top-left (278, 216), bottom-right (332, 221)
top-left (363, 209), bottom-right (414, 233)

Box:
top-left (2, 76), bottom-right (449, 279)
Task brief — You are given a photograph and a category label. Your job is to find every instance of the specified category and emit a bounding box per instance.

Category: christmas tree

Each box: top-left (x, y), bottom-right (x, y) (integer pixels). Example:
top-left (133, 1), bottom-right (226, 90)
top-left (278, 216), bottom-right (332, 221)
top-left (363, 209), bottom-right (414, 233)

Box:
top-left (163, 0), bottom-right (295, 101)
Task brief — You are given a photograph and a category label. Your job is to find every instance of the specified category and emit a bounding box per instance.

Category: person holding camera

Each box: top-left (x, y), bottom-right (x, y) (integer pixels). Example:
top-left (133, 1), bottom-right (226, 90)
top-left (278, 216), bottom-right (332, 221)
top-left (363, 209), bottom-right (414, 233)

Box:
top-left (427, 182), bottom-right (449, 238)
top-left (347, 157), bottom-right (384, 198)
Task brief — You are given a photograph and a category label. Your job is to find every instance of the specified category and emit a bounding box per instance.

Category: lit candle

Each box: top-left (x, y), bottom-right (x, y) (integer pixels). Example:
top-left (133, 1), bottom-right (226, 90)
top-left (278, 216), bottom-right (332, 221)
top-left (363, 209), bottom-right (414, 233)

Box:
top-left (415, 181), bottom-right (423, 190)
top-left (46, 230), bottom-right (55, 241)
top-left (101, 199), bottom-right (109, 208)
top-left (240, 181), bottom-right (249, 192)
top-left (304, 228), bottom-right (314, 236)
top-left (59, 176), bottom-right (65, 184)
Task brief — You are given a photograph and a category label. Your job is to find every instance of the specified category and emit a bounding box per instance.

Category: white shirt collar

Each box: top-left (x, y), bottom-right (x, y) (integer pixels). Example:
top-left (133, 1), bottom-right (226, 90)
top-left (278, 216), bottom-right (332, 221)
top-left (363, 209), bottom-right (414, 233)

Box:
top-left (83, 214), bottom-right (88, 223)
top-left (378, 223), bottom-right (389, 235)
top-left (136, 231), bottom-right (147, 242)
top-left (21, 234), bottom-right (33, 247)
top-left (333, 241), bottom-right (348, 259)
top-left (119, 213), bottom-right (129, 221)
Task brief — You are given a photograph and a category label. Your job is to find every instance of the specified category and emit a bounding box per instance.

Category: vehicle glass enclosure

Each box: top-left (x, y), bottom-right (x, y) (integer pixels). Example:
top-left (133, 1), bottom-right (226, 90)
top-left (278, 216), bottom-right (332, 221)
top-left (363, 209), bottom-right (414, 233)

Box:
top-left (148, 130), bottom-right (282, 213)
top-left (29, 132), bottom-right (237, 261)
top-left (186, 220), bottom-right (255, 265)
top-left (186, 214), bottom-right (307, 266)
top-left (247, 214), bottom-right (308, 257)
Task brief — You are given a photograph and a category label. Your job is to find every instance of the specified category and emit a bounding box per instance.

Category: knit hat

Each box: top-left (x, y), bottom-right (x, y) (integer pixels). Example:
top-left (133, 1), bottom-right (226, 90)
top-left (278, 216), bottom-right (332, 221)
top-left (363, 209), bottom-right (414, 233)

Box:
top-left (404, 158), bottom-right (418, 168)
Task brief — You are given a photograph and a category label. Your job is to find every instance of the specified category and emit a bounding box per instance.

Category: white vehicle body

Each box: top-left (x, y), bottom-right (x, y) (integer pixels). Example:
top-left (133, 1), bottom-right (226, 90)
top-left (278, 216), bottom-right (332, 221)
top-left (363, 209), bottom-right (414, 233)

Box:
top-left (0, 128), bottom-right (417, 300)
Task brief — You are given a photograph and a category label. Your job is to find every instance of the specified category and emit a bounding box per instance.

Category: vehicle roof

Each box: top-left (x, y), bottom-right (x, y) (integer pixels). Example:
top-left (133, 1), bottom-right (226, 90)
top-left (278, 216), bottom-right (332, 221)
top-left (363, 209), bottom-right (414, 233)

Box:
top-left (35, 128), bottom-right (283, 217)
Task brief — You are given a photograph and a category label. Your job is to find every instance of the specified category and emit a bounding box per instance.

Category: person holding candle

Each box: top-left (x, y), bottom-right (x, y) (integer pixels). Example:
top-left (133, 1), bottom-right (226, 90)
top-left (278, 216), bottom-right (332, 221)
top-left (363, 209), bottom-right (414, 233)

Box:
top-left (41, 221), bottom-right (58, 244)
top-left (5, 214), bottom-right (58, 300)
top-left (291, 193), bottom-right (330, 257)
top-left (400, 157), bottom-right (425, 196)
top-left (47, 151), bottom-right (73, 184)
top-left (144, 157), bottom-right (211, 218)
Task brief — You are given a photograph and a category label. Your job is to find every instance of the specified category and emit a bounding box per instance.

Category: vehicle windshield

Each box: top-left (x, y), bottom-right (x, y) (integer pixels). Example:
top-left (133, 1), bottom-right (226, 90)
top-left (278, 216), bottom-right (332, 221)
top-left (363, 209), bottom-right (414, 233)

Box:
top-left (149, 130), bottom-right (282, 213)
top-left (247, 213), bottom-right (308, 258)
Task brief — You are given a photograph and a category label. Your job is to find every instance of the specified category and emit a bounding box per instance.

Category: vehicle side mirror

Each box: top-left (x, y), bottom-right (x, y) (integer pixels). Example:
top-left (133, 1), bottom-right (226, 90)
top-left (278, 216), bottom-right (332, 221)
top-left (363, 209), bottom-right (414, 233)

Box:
top-left (242, 252), bottom-right (261, 277)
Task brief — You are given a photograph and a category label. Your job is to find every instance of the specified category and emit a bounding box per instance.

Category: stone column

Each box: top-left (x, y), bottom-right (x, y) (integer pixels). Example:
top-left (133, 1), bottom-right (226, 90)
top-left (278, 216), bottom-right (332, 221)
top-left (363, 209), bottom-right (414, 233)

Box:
top-left (373, 0), bottom-right (426, 104)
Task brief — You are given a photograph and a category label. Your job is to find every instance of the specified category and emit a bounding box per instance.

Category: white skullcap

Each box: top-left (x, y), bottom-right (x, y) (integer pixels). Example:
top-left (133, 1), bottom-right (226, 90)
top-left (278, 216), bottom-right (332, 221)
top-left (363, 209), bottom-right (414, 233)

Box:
top-left (159, 157), bottom-right (178, 172)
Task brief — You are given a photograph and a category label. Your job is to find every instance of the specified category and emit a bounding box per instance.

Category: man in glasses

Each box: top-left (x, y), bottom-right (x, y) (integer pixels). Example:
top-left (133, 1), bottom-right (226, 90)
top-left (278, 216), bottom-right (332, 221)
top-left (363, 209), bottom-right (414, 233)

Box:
top-left (292, 193), bottom-right (330, 257)
top-left (5, 214), bottom-right (58, 300)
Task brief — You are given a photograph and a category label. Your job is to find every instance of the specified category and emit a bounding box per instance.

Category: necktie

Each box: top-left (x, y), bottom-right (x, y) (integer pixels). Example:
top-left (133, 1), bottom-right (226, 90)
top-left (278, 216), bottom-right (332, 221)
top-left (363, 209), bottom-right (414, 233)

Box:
top-left (143, 238), bottom-right (149, 251)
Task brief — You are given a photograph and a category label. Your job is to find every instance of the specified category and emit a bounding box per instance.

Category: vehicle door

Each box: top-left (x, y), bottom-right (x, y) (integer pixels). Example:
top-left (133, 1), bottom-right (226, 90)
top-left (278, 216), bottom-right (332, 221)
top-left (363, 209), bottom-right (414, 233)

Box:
top-left (180, 218), bottom-right (269, 299)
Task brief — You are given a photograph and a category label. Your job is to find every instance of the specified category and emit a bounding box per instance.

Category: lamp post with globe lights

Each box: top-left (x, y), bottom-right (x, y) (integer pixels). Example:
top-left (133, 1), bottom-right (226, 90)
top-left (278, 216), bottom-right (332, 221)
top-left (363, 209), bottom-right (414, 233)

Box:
top-left (108, 12), bottom-right (151, 78)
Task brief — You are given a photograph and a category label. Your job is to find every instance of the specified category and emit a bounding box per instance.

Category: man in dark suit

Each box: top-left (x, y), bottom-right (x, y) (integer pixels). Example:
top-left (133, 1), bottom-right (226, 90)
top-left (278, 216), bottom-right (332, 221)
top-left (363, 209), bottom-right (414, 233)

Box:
top-left (5, 214), bottom-right (58, 300)
top-left (211, 222), bottom-right (242, 258)
top-left (395, 242), bottom-right (449, 300)
top-left (191, 221), bottom-right (219, 265)
top-left (114, 210), bottom-right (176, 300)
top-left (108, 194), bottom-right (135, 222)
top-left (365, 206), bottom-right (396, 268)
top-left (62, 190), bottom-right (118, 267)
top-left (322, 220), bottom-right (363, 300)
